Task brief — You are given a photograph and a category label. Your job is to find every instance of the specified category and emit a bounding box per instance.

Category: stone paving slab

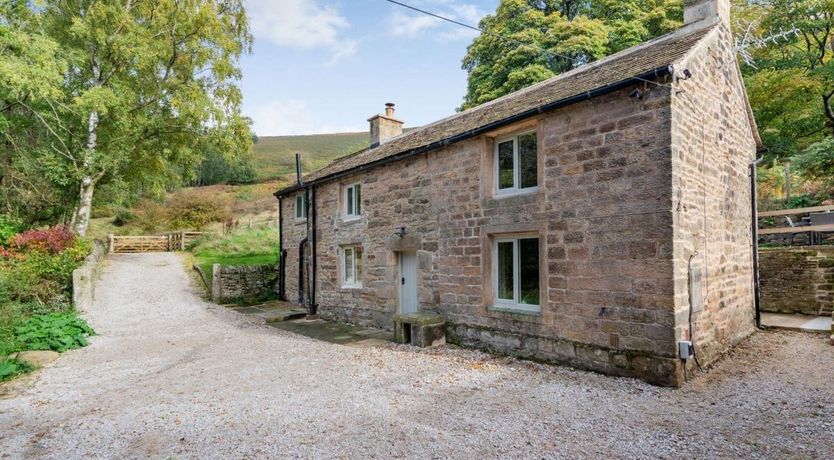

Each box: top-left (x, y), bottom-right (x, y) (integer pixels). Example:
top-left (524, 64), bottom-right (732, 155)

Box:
top-left (761, 312), bottom-right (832, 333)
top-left (268, 318), bottom-right (394, 347)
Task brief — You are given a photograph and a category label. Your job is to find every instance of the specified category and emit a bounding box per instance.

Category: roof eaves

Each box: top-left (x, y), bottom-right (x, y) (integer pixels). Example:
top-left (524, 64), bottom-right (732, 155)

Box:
top-left (275, 65), bottom-right (674, 198)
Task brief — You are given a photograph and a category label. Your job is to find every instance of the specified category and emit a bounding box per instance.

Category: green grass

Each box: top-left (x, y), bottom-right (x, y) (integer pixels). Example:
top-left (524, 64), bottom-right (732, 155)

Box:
top-left (253, 132), bottom-right (369, 181)
top-left (190, 227), bottom-right (280, 283)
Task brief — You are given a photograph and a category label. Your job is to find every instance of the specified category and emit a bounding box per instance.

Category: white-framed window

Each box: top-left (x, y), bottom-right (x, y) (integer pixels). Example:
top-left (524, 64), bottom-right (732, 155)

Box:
top-left (493, 237), bottom-right (540, 313)
top-left (494, 131), bottom-right (538, 196)
top-left (295, 193), bottom-right (307, 220)
top-left (345, 182), bottom-right (362, 218)
top-left (341, 245), bottom-right (363, 288)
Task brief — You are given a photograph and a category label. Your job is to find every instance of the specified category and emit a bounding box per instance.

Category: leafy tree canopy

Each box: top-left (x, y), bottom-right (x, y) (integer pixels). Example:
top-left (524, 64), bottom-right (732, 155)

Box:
top-left (1, 0), bottom-right (254, 235)
top-left (460, 0), bottom-right (683, 109)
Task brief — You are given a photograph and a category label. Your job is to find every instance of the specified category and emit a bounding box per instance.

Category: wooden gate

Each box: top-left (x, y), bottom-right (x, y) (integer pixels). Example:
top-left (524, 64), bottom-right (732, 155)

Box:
top-left (109, 235), bottom-right (169, 253)
top-left (108, 232), bottom-right (209, 253)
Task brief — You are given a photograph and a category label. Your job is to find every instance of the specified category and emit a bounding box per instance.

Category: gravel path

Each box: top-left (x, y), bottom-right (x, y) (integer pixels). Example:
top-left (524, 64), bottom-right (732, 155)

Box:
top-left (1, 252), bottom-right (832, 459)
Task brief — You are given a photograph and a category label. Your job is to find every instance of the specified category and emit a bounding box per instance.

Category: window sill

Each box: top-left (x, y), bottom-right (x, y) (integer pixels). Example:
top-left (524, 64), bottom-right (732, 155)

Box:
top-left (342, 216), bottom-right (362, 223)
top-left (340, 284), bottom-right (363, 290)
top-left (293, 218), bottom-right (307, 224)
top-left (494, 187), bottom-right (538, 199)
top-left (488, 304), bottom-right (541, 316)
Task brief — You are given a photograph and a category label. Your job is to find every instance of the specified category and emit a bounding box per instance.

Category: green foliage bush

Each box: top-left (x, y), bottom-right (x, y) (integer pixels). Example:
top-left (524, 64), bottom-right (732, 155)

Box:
top-left (133, 200), bottom-right (168, 233)
top-left (112, 208), bottom-right (136, 227)
top-left (0, 239), bottom-right (90, 305)
top-left (0, 359), bottom-right (32, 382)
top-left (166, 192), bottom-right (229, 230)
top-left (14, 312), bottom-right (94, 352)
top-left (0, 215), bottom-right (20, 246)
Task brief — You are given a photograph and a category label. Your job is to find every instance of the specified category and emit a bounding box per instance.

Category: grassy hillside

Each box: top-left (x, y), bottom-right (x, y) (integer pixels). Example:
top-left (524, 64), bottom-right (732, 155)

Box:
top-left (253, 132), bottom-right (369, 181)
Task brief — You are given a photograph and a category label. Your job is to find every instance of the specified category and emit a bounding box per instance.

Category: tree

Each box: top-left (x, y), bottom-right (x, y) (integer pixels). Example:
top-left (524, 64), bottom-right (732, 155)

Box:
top-left (732, 0), bottom-right (834, 186)
top-left (0, 1), bottom-right (67, 224)
top-left (16, 0), bottom-right (252, 236)
top-left (734, 1), bottom-right (834, 158)
top-left (460, 0), bottom-right (682, 109)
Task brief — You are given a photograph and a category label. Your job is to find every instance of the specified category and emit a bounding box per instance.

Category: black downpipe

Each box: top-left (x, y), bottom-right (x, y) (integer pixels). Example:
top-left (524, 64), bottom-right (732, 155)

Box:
top-left (310, 185), bottom-right (318, 316)
top-left (298, 236), bottom-right (308, 305)
top-left (751, 156), bottom-right (764, 328)
top-left (277, 196), bottom-right (286, 301)
top-left (278, 249), bottom-right (287, 301)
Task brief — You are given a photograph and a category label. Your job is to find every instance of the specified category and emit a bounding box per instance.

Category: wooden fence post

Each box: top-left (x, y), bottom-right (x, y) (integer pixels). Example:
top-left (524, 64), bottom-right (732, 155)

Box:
top-left (167, 234), bottom-right (172, 252)
top-left (108, 234), bottom-right (114, 253)
top-left (181, 231), bottom-right (186, 251)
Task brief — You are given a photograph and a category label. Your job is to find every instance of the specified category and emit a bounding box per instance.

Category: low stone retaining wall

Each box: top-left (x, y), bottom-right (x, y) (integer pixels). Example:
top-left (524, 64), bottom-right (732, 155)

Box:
top-left (72, 240), bottom-right (107, 312)
top-left (759, 246), bottom-right (834, 316)
top-left (211, 264), bottom-right (278, 303)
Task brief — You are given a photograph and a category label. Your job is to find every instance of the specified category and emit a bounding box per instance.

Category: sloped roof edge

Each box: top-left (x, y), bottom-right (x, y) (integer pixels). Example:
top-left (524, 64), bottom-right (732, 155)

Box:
top-left (276, 24), bottom-right (717, 198)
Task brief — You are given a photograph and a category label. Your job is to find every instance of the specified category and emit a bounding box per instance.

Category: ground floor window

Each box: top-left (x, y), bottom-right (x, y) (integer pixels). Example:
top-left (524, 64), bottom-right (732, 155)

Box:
top-left (493, 237), bottom-right (540, 313)
top-left (341, 245), bottom-right (363, 288)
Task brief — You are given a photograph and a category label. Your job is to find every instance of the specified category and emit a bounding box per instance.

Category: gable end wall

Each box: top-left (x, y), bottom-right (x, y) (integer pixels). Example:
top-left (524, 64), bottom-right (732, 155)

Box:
top-left (670, 25), bottom-right (758, 381)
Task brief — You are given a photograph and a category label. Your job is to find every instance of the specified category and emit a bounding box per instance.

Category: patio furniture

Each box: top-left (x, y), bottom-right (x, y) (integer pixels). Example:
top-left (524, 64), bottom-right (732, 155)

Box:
top-left (808, 212), bottom-right (834, 245)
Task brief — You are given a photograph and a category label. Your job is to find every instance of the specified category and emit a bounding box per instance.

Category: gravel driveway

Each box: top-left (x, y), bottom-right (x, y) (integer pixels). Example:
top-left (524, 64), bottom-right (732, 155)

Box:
top-left (1, 252), bottom-right (832, 459)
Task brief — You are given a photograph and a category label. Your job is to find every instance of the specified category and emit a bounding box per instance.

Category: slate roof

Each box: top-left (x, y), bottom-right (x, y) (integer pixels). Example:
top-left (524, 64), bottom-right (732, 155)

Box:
top-left (277, 24), bottom-right (717, 196)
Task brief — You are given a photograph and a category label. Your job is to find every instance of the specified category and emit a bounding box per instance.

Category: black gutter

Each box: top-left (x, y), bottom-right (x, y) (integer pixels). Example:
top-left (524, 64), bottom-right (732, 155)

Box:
top-left (751, 153), bottom-right (765, 328)
top-left (275, 66), bottom-right (672, 198)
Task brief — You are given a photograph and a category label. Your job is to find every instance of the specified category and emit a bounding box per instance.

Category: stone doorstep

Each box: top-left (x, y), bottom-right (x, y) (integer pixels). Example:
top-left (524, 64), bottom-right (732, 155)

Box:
top-left (393, 313), bottom-right (447, 348)
top-left (393, 313), bottom-right (445, 326)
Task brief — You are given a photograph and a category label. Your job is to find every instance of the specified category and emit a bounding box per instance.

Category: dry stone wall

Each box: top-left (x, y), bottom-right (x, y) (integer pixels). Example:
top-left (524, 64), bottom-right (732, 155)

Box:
top-left (73, 240), bottom-right (107, 312)
top-left (759, 247), bottom-right (834, 316)
top-left (211, 264), bottom-right (278, 304)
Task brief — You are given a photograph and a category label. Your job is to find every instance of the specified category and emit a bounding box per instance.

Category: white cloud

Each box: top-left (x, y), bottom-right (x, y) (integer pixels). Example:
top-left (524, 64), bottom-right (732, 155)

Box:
top-left (249, 100), bottom-right (364, 136)
top-left (388, 1), bottom-right (485, 41)
top-left (246, 0), bottom-right (357, 61)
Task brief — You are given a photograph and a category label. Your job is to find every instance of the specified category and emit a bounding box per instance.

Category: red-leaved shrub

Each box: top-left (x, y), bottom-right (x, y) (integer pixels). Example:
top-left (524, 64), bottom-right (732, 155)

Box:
top-left (0, 246), bottom-right (19, 259)
top-left (9, 226), bottom-right (76, 254)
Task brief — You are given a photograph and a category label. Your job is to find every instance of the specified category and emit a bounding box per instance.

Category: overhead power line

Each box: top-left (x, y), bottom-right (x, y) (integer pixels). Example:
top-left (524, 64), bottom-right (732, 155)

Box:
top-left (382, 0), bottom-right (672, 89)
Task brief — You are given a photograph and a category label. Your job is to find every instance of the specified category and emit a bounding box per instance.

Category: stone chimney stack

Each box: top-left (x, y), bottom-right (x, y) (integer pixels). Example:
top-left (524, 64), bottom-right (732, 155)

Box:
top-left (683, 0), bottom-right (730, 27)
top-left (368, 103), bottom-right (403, 148)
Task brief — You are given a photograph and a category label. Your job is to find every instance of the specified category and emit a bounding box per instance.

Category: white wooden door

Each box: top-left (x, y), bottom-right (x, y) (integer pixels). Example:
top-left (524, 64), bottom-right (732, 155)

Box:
top-left (399, 252), bottom-right (418, 314)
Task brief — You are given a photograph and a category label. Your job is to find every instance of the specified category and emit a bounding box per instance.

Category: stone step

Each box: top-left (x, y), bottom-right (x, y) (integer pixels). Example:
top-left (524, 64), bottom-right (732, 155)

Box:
top-left (264, 309), bottom-right (308, 323)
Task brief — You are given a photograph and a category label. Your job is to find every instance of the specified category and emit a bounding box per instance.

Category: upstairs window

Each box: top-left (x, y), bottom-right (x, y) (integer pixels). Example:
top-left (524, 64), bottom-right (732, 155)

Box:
top-left (345, 182), bottom-right (362, 218)
top-left (493, 237), bottom-right (540, 313)
top-left (295, 193), bottom-right (307, 220)
top-left (495, 131), bottom-right (537, 195)
top-left (342, 245), bottom-right (363, 287)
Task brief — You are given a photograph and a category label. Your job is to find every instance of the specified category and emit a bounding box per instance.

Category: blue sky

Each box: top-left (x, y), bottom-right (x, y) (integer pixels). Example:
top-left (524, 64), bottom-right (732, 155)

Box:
top-left (241, 0), bottom-right (499, 136)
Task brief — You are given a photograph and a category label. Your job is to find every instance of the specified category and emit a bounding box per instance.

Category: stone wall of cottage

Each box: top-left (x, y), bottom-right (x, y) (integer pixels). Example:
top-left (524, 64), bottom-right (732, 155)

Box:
top-left (301, 82), bottom-right (683, 385)
top-left (759, 247), bottom-right (834, 316)
top-left (670, 25), bottom-right (758, 380)
top-left (280, 192), bottom-right (310, 305)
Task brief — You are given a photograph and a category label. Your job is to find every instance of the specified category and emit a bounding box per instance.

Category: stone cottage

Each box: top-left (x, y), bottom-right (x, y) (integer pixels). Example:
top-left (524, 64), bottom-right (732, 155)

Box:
top-left (275, 0), bottom-right (761, 386)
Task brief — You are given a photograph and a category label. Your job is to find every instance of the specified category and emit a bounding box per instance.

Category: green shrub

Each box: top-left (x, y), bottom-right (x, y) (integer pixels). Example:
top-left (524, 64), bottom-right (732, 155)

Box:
top-left (112, 209), bottom-right (136, 227)
top-left (0, 359), bottom-right (32, 382)
top-left (14, 312), bottom-right (94, 352)
top-left (0, 239), bottom-right (89, 305)
top-left (167, 192), bottom-right (229, 230)
top-left (0, 215), bottom-right (20, 246)
top-left (134, 200), bottom-right (168, 233)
